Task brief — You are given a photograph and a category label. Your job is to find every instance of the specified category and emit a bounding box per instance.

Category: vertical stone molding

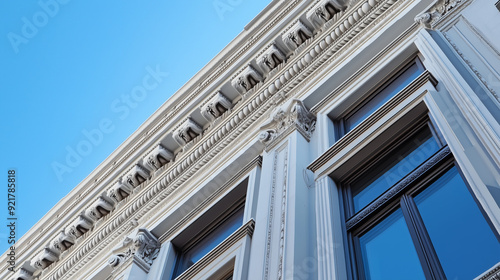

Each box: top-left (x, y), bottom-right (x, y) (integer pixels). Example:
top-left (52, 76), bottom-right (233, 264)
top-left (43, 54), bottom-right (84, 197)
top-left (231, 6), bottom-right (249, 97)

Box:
top-left (172, 117), bottom-right (203, 147)
top-left (108, 228), bottom-right (161, 274)
top-left (144, 144), bottom-right (174, 171)
top-left (259, 99), bottom-right (316, 150)
top-left (314, 176), bottom-right (347, 280)
top-left (200, 91), bottom-right (233, 122)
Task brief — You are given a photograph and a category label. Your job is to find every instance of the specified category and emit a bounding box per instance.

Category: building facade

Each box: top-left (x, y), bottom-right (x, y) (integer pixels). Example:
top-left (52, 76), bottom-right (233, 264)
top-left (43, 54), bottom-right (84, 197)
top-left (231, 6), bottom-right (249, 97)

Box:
top-left (4, 0), bottom-right (500, 279)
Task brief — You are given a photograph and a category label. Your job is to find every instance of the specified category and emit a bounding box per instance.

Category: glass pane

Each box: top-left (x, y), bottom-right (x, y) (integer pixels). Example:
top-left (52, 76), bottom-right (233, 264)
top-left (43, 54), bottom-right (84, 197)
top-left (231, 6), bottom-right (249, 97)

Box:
top-left (345, 62), bottom-right (424, 132)
top-left (359, 209), bottom-right (425, 280)
top-left (415, 167), bottom-right (500, 280)
top-left (174, 209), bottom-right (244, 278)
top-left (352, 127), bottom-right (439, 212)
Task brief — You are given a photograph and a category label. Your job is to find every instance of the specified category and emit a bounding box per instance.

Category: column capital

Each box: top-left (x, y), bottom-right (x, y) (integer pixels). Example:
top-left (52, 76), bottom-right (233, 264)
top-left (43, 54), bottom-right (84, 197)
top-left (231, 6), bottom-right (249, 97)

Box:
top-left (259, 99), bottom-right (316, 151)
top-left (108, 228), bottom-right (161, 274)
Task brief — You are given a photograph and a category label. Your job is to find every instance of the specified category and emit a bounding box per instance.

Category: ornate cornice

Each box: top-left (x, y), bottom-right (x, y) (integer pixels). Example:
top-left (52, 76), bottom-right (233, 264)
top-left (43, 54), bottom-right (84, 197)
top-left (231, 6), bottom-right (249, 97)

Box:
top-left (10, 0), bottom-right (405, 278)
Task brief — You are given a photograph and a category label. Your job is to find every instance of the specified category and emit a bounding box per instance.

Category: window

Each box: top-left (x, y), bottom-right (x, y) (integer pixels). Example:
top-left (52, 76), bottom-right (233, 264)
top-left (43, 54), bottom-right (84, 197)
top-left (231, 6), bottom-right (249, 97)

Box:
top-left (336, 58), bottom-right (425, 139)
top-left (342, 121), bottom-right (500, 280)
top-left (171, 204), bottom-right (244, 279)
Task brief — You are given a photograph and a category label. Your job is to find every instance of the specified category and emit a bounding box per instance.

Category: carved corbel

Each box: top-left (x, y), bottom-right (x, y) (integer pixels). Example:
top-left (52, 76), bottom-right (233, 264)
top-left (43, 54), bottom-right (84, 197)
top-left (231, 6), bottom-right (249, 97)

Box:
top-left (30, 248), bottom-right (59, 270)
top-left (282, 20), bottom-right (313, 52)
top-left (201, 91), bottom-right (233, 122)
top-left (12, 262), bottom-right (37, 280)
top-left (123, 164), bottom-right (149, 189)
top-left (107, 181), bottom-right (133, 203)
top-left (48, 231), bottom-right (75, 255)
top-left (65, 212), bottom-right (94, 239)
top-left (306, 0), bottom-right (347, 30)
top-left (108, 228), bottom-right (161, 273)
top-left (144, 144), bottom-right (174, 171)
top-left (414, 0), bottom-right (463, 29)
top-left (259, 99), bottom-right (316, 149)
top-left (231, 65), bottom-right (264, 94)
top-left (173, 118), bottom-right (203, 147)
top-left (257, 44), bottom-right (286, 74)
top-left (85, 193), bottom-right (115, 221)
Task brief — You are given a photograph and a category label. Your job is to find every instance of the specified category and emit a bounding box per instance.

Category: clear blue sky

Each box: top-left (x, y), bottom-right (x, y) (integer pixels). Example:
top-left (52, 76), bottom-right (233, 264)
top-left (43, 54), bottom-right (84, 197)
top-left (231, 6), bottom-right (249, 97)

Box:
top-left (0, 0), bottom-right (271, 253)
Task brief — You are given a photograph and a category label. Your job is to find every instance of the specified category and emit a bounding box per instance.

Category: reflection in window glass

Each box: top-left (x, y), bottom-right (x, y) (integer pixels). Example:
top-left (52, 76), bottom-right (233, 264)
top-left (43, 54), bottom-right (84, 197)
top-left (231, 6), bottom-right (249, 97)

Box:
top-left (173, 209), bottom-right (244, 279)
top-left (415, 167), bottom-right (500, 280)
top-left (359, 209), bottom-right (425, 280)
top-left (344, 62), bottom-right (424, 133)
top-left (351, 127), bottom-right (439, 212)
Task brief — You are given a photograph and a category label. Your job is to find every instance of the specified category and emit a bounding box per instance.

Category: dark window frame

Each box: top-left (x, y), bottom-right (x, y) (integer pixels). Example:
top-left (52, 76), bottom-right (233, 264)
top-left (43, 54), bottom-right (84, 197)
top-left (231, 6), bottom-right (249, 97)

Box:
top-left (335, 56), bottom-right (426, 140)
top-left (171, 196), bottom-right (246, 279)
top-left (339, 118), bottom-right (500, 280)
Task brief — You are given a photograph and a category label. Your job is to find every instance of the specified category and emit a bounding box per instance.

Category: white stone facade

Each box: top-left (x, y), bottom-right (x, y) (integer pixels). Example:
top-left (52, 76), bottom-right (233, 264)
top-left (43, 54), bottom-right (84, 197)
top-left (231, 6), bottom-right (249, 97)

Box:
top-left (3, 0), bottom-right (500, 279)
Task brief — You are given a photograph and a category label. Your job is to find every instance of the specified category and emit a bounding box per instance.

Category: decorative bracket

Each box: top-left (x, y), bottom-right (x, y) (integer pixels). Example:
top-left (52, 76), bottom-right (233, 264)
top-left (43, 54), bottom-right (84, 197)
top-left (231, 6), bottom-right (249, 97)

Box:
top-left (48, 231), bottom-right (75, 256)
top-left (306, 0), bottom-right (347, 30)
top-left (12, 262), bottom-right (37, 280)
top-left (108, 228), bottom-right (161, 273)
top-left (107, 181), bottom-right (133, 204)
top-left (173, 118), bottom-right (203, 147)
top-left (85, 193), bottom-right (116, 222)
top-left (64, 212), bottom-right (94, 239)
top-left (30, 248), bottom-right (58, 270)
top-left (259, 99), bottom-right (316, 150)
top-left (200, 91), bottom-right (233, 122)
top-left (144, 144), bottom-right (174, 171)
top-left (282, 20), bottom-right (313, 52)
top-left (122, 164), bottom-right (150, 189)
top-left (231, 65), bottom-right (264, 94)
top-left (257, 44), bottom-right (287, 74)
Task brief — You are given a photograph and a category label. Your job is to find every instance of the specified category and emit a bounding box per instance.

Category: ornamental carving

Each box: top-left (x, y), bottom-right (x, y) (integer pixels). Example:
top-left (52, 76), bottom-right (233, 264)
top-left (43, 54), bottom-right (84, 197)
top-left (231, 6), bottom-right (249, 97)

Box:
top-left (107, 181), bottom-right (133, 203)
top-left (108, 229), bottom-right (161, 272)
top-left (259, 99), bottom-right (316, 148)
top-left (64, 212), bottom-right (94, 239)
top-left (49, 231), bottom-right (75, 255)
top-left (85, 194), bottom-right (115, 221)
top-left (123, 164), bottom-right (149, 188)
top-left (231, 65), bottom-right (264, 94)
top-left (257, 44), bottom-right (287, 74)
top-left (144, 144), bottom-right (174, 171)
top-left (306, 0), bottom-right (348, 30)
top-left (200, 91), bottom-right (233, 122)
top-left (173, 118), bottom-right (204, 147)
top-left (282, 20), bottom-right (313, 51)
top-left (30, 248), bottom-right (58, 270)
top-left (414, 0), bottom-right (462, 29)
top-left (12, 263), bottom-right (37, 280)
